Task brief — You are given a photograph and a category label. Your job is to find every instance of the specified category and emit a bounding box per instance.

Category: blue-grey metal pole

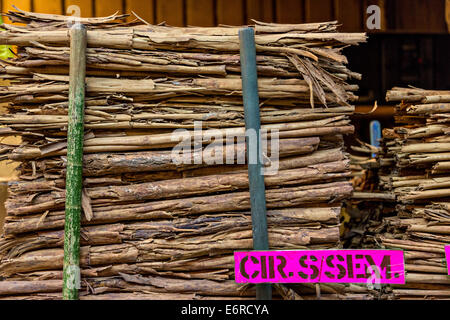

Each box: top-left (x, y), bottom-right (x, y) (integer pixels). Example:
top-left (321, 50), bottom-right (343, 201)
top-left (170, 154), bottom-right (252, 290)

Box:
top-left (239, 27), bottom-right (272, 300)
top-left (370, 120), bottom-right (381, 158)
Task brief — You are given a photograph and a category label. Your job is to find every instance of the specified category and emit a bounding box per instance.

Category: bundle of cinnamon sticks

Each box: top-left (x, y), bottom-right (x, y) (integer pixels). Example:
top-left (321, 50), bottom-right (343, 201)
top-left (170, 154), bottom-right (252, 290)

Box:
top-left (378, 87), bottom-right (450, 299)
top-left (0, 9), bottom-right (368, 300)
top-left (343, 141), bottom-right (396, 251)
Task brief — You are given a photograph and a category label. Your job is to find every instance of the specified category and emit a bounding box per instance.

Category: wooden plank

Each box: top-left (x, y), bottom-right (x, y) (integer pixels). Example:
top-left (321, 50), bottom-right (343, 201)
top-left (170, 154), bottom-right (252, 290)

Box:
top-left (394, 0), bottom-right (447, 33)
top-left (65, 0), bottom-right (93, 18)
top-left (392, 0), bottom-right (421, 32)
top-left (246, 0), bottom-right (274, 23)
top-left (156, 0), bottom-right (184, 26)
top-left (304, 0), bottom-right (333, 22)
top-left (126, 0), bottom-right (154, 23)
top-left (354, 105), bottom-right (395, 118)
top-left (424, 0), bottom-right (447, 33)
top-left (95, 0), bottom-right (123, 17)
top-left (186, 0), bottom-right (214, 26)
top-left (216, 0), bottom-right (245, 26)
top-left (33, 0), bottom-right (63, 14)
top-left (2, 0), bottom-right (31, 23)
top-left (334, 0), bottom-right (362, 32)
top-left (275, 0), bottom-right (304, 24)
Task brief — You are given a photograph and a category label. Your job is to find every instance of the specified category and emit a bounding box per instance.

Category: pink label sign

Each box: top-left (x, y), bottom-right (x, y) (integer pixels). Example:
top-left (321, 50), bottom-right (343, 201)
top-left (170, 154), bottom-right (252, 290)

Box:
top-left (235, 250), bottom-right (405, 284)
top-left (446, 246), bottom-right (450, 275)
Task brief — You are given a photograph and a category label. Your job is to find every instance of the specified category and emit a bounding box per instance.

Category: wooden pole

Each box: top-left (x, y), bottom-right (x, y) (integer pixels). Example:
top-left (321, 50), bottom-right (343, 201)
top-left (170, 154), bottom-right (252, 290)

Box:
top-left (239, 27), bottom-right (272, 300)
top-left (62, 23), bottom-right (87, 300)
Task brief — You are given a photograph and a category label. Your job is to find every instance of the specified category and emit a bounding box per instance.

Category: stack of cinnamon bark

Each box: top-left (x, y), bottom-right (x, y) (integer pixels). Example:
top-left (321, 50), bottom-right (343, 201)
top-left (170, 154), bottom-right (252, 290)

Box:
top-left (379, 87), bottom-right (450, 299)
top-left (343, 141), bottom-right (395, 250)
top-left (0, 9), bottom-right (367, 300)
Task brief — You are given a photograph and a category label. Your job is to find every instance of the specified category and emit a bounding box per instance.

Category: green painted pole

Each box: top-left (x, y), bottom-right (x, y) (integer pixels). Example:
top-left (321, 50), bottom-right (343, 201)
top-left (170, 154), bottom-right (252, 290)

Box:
top-left (63, 23), bottom-right (87, 300)
top-left (238, 27), bottom-right (272, 300)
